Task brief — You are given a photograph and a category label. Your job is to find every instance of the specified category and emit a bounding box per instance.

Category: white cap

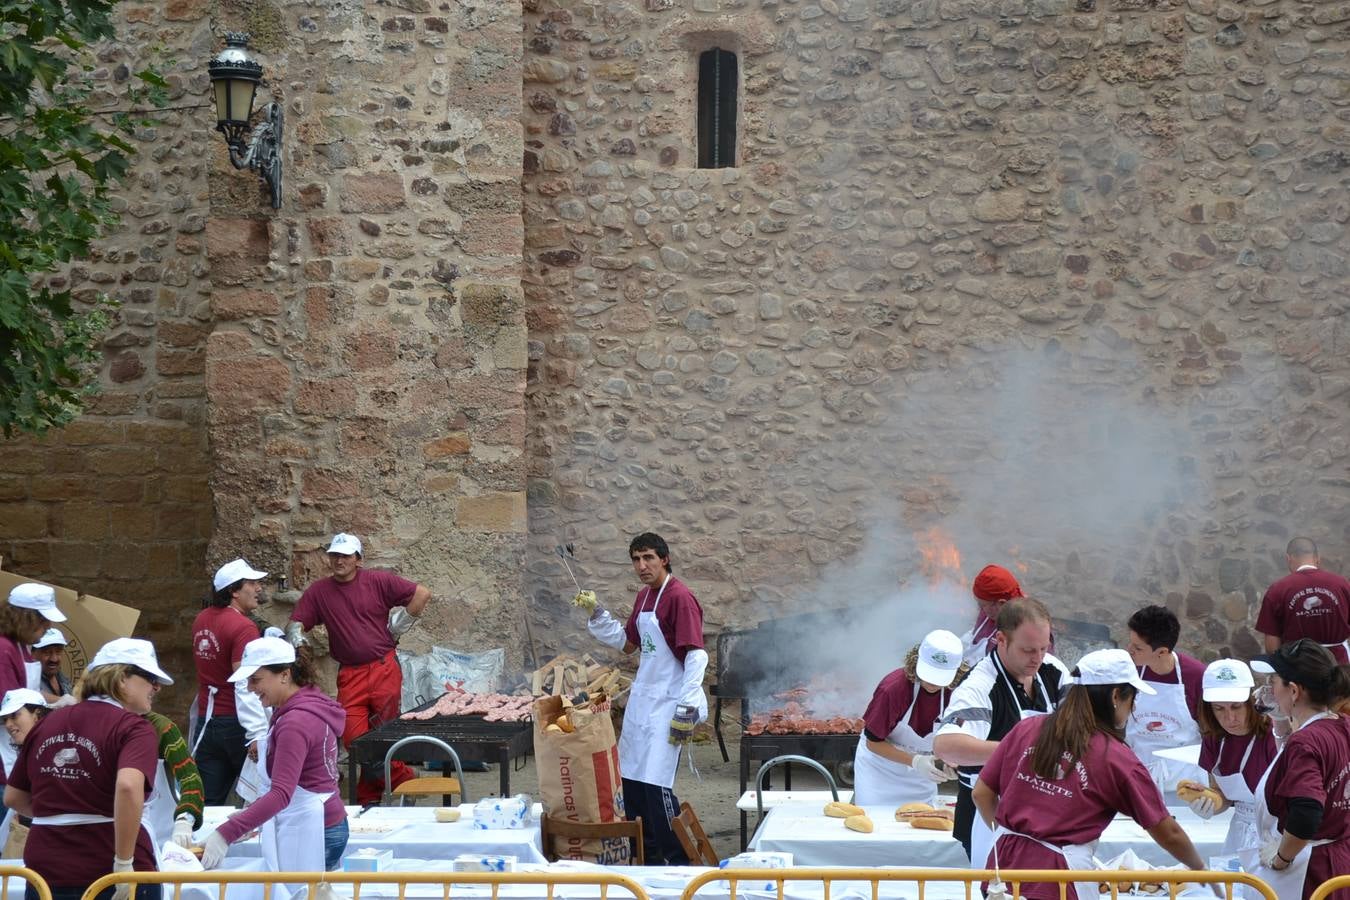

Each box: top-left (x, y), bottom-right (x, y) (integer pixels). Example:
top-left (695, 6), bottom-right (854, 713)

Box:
top-left (1074, 648), bottom-right (1157, 695)
top-left (916, 629), bottom-right (964, 687)
top-left (0, 689), bottom-right (49, 718)
top-left (327, 533), bottom-right (363, 556)
top-left (1203, 658), bottom-right (1255, 703)
top-left (32, 628), bottom-right (68, 650)
top-left (228, 636), bottom-right (296, 683)
top-left (89, 638), bottom-right (173, 685)
top-left (213, 558), bottom-right (268, 592)
top-left (8, 583), bottom-right (66, 623)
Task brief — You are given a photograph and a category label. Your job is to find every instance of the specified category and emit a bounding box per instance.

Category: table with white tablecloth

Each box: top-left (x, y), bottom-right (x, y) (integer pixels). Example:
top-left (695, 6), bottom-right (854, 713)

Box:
top-left (748, 803), bottom-right (1235, 868)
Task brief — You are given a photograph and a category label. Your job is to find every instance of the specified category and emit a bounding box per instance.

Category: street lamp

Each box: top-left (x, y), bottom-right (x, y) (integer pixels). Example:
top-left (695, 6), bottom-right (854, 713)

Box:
top-left (208, 33), bottom-right (283, 209)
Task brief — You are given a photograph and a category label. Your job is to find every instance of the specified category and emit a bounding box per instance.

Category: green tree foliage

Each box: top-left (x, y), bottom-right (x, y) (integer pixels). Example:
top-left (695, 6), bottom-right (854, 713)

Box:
top-left (0, 0), bottom-right (165, 436)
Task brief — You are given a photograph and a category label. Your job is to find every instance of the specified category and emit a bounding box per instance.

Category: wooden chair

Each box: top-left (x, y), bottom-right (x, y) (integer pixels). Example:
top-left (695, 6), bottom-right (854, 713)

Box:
top-left (539, 812), bottom-right (644, 865)
top-left (382, 736), bottom-right (466, 806)
top-left (672, 802), bottom-right (719, 866)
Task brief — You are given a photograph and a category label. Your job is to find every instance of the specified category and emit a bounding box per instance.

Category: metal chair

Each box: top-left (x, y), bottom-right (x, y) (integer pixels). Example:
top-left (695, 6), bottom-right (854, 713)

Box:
top-left (539, 812), bottom-right (644, 864)
top-left (381, 735), bottom-right (469, 806)
top-left (753, 754), bottom-right (839, 820)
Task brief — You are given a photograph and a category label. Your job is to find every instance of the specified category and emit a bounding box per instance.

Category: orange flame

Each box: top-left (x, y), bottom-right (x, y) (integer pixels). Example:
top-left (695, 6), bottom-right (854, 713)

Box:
top-left (916, 526), bottom-right (964, 587)
top-left (1006, 544), bottom-right (1030, 575)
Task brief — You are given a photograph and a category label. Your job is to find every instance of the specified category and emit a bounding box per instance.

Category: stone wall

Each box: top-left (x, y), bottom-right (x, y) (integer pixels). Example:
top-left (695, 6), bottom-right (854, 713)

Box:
top-left (0, 0), bottom-right (215, 709)
top-left (520, 0), bottom-right (1350, 662)
top-left (203, 0), bottom-right (530, 665)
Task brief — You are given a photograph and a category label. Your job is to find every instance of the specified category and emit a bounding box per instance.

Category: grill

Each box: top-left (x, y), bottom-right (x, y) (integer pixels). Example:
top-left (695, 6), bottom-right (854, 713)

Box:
top-left (346, 694), bottom-right (534, 803)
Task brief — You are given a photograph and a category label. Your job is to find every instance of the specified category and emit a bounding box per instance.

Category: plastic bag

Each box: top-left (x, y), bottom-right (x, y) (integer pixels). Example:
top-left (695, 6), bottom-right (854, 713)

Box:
top-left (398, 646), bottom-right (505, 708)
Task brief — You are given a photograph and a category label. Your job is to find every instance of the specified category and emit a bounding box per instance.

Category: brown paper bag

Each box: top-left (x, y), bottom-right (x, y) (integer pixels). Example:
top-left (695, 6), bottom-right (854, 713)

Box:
top-left (0, 571), bottom-right (140, 683)
top-left (533, 693), bottom-right (632, 864)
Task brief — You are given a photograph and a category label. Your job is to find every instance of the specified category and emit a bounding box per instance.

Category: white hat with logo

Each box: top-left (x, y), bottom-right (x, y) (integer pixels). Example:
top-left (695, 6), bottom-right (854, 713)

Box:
top-left (89, 638), bottom-right (173, 685)
top-left (1075, 648), bottom-right (1157, 695)
top-left (0, 689), bottom-right (50, 718)
top-left (229, 636), bottom-right (296, 683)
top-left (213, 558), bottom-right (268, 592)
top-left (1202, 658), bottom-right (1254, 703)
top-left (327, 533), bottom-right (363, 557)
top-left (32, 628), bottom-right (68, 650)
top-left (8, 583), bottom-right (66, 623)
top-left (916, 629), bottom-right (964, 687)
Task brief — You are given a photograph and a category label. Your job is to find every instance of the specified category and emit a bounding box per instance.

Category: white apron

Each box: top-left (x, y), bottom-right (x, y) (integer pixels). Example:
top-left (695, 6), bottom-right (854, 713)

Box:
top-left (142, 760), bottom-right (176, 868)
top-left (1127, 655), bottom-right (1204, 793)
top-left (0, 739), bottom-right (18, 851)
top-left (852, 684), bottom-right (945, 806)
top-left (23, 657), bottom-right (40, 694)
top-left (1240, 712), bottom-right (1335, 900)
top-left (992, 824), bottom-right (1097, 900)
top-left (961, 617), bottom-right (996, 668)
top-left (617, 576), bottom-right (683, 790)
top-left (189, 686), bottom-right (218, 756)
top-left (1212, 736), bottom-right (1259, 856)
top-left (969, 663), bottom-right (1052, 871)
top-left (256, 733), bottom-right (330, 899)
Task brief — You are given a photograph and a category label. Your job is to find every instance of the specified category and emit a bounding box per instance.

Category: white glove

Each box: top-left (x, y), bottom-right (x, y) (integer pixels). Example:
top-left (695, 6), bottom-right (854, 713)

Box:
top-left (111, 856), bottom-right (134, 900)
top-left (679, 649), bottom-right (709, 724)
top-left (50, 693), bottom-right (78, 709)
top-left (911, 753), bottom-right (955, 783)
top-left (284, 621), bottom-right (308, 648)
top-left (587, 607), bottom-right (626, 649)
top-left (1259, 837), bottom-right (1285, 870)
top-left (389, 607), bottom-right (419, 638)
top-left (201, 830), bottom-right (230, 870)
top-left (1188, 794), bottom-right (1219, 819)
top-left (172, 813), bottom-right (195, 847)
top-left (263, 626), bottom-right (284, 639)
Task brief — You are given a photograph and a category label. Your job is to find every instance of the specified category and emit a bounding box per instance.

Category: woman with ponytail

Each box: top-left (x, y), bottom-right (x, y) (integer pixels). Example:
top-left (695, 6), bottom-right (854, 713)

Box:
top-left (972, 649), bottom-right (1206, 900)
top-left (1246, 640), bottom-right (1350, 900)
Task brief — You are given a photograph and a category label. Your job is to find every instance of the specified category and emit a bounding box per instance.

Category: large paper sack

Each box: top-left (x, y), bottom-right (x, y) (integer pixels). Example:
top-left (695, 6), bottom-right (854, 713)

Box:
top-left (0, 571), bottom-right (139, 682)
top-left (533, 694), bottom-right (631, 864)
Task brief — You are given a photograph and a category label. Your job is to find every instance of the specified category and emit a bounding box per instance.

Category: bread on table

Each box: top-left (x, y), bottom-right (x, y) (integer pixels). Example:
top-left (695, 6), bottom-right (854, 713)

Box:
top-left (895, 802), bottom-right (955, 830)
top-left (824, 801), bottom-right (866, 818)
top-left (844, 814), bottom-right (874, 833)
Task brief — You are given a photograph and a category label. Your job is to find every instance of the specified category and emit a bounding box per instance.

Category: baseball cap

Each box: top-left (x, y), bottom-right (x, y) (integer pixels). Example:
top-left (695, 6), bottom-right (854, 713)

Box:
top-left (1202, 658), bottom-right (1255, 703)
top-left (1250, 639), bottom-right (1336, 687)
top-left (0, 689), bottom-right (49, 718)
top-left (916, 629), bottom-right (964, 687)
top-left (1074, 648), bottom-right (1157, 695)
top-left (32, 628), bottom-right (68, 650)
top-left (327, 533), bottom-right (363, 557)
top-left (229, 636), bottom-right (296, 683)
top-left (8, 583), bottom-right (67, 623)
top-left (213, 558), bottom-right (268, 592)
top-left (89, 638), bottom-right (173, 685)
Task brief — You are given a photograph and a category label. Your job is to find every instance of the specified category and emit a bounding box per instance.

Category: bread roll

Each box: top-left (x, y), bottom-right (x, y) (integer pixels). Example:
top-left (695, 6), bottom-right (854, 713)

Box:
top-left (434, 808), bottom-right (461, 823)
top-left (556, 714), bottom-right (575, 734)
top-left (824, 801), bottom-right (866, 818)
top-left (910, 815), bottom-right (954, 831)
top-left (895, 802), bottom-right (935, 818)
top-left (546, 723), bottom-right (563, 734)
top-left (1176, 780), bottom-right (1222, 806)
top-left (844, 814), bottom-right (874, 833)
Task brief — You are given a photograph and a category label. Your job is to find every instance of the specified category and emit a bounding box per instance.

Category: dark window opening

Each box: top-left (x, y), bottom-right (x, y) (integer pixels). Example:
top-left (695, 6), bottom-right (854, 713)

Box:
top-left (698, 48), bottom-right (738, 169)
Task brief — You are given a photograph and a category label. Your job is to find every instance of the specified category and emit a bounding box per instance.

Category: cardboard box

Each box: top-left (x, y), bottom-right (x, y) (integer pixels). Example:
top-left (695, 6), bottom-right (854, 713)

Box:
top-left (342, 848), bottom-right (394, 872)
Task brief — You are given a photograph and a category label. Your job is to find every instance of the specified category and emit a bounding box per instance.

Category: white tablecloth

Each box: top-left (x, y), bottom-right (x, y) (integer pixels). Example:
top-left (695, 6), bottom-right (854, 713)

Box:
top-left (748, 803), bottom-right (1235, 868)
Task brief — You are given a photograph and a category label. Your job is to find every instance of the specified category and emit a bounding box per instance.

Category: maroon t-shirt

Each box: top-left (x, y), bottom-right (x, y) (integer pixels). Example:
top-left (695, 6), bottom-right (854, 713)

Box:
top-left (191, 605), bottom-right (261, 717)
top-left (980, 716), bottom-right (1169, 899)
top-left (622, 575), bottom-right (704, 663)
top-left (0, 636), bottom-right (32, 695)
top-left (11, 700), bottom-right (159, 885)
top-left (1198, 730), bottom-right (1278, 795)
top-left (291, 568), bottom-right (418, 666)
top-left (1256, 567), bottom-right (1350, 662)
top-left (1139, 651), bottom-right (1206, 719)
top-left (861, 668), bottom-right (949, 740)
top-left (1264, 715), bottom-right (1350, 900)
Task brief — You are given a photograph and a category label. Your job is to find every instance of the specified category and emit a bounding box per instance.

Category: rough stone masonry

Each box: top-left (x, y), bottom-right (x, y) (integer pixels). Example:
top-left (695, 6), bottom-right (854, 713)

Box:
top-left (1, 0), bottom-right (1348, 715)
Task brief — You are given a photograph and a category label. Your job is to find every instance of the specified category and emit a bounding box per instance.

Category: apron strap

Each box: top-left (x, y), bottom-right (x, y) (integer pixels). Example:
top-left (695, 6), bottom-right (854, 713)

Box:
top-left (31, 813), bottom-right (116, 826)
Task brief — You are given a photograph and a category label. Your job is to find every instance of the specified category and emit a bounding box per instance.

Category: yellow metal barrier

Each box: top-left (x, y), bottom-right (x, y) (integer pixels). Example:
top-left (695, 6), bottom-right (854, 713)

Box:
top-left (0, 866), bottom-right (52, 900)
top-left (1309, 875), bottom-right (1350, 900)
top-left (79, 871), bottom-right (650, 900)
top-left (683, 868), bottom-right (1277, 900)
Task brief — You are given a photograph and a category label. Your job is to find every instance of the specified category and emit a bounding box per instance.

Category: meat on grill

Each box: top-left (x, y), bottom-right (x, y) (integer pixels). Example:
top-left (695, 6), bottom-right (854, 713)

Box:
top-left (401, 685), bottom-right (534, 722)
top-left (744, 700), bottom-right (863, 736)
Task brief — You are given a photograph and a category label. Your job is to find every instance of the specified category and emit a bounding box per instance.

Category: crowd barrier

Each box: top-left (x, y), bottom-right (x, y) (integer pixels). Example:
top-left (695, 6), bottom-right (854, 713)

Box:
top-left (0, 866), bottom-right (51, 900)
top-left (682, 869), bottom-right (1278, 900)
top-left (1309, 875), bottom-right (1350, 900)
top-left (77, 872), bottom-right (651, 900)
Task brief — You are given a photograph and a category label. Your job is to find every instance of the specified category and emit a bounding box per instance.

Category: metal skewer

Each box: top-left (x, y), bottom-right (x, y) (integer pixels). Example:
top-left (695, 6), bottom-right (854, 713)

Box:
top-left (555, 543), bottom-right (582, 592)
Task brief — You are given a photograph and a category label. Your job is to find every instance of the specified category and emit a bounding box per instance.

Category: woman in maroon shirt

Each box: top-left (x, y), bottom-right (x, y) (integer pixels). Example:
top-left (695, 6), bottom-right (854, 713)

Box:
top-left (973, 649), bottom-right (1205, 900)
